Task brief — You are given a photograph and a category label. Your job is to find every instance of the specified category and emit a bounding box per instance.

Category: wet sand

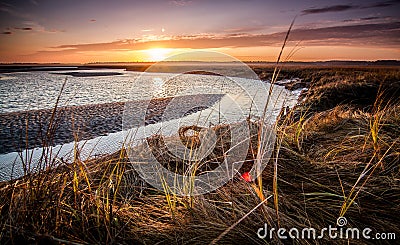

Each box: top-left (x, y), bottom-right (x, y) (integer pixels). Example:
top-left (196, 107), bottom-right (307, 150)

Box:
top-left (55, 72), bottom-right (124, 77)
top-left (0, 94), bottom-right (223, 154)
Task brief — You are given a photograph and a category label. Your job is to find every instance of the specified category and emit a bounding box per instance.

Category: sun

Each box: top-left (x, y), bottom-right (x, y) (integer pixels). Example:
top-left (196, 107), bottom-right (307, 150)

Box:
top-left (146, 48), bottom-right (171, 61)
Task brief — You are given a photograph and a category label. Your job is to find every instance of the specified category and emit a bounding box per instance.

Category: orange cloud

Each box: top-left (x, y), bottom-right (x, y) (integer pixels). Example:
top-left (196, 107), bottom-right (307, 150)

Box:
top-left (34, 22), bottom-right (399, 56)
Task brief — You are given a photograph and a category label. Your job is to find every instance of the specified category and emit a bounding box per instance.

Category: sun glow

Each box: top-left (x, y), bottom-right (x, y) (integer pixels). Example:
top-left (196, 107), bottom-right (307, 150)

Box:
top-left (146, 48), bottom-right (171, 61)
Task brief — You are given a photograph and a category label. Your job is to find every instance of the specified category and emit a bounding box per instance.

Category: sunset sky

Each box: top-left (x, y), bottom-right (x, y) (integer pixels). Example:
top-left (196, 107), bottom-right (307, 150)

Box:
top-left (0, 0), bottom-right (399, 63)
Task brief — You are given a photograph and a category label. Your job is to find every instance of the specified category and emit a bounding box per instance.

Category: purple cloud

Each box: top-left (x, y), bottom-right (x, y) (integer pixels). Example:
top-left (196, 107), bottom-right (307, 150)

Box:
top-left (169, 0), bottom-right (192, 7)
top-left (302, 1), bottom-right (399, 15)
top-left (14, 27), bottom-right (33, 31)
top-left (301, 5), bottom-right (357, 15)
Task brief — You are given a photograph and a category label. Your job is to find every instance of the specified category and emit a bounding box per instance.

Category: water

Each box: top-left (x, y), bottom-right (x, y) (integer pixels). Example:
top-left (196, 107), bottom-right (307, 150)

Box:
top-left (0, 69), bottom-right (301, 181)
top-left (1, 69), bottom-right (138, 113)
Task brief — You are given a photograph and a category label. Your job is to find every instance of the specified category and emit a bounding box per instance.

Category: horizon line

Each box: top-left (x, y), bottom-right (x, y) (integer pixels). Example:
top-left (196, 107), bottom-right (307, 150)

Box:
top-left (1, 59), bottom-right (399, 65)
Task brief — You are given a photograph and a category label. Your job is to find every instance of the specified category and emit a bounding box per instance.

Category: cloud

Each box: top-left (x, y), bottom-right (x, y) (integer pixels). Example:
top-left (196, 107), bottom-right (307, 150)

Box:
top-left (362, 0), bottom-right (399, 8)
top-left (288, 22), bottom-right (400, 46)
top-left (223, 26), bottom-right (267, 33)
top-left (343, 16), bottom-right (392, 23)
top-left (14, 27), bottom-right (33, 31)
top-left (33, 21), bottom-right (399, 58)
top-left (22, 21), bottom-right (63, 33)
top-left (169, 0), bottom-right (192, 7)
top-left (1, 31), bottom-right (12, 35)
top-left (30, 0), bottom-right (38, 6)
top-left (361, 17), bottom-right (384, 21)
top-left (89, 19), bottom-right (96, 23)
top-left (302, 1), bottom-right (400, 15)
top-left (0, 2), bottom-right (30, 19)
top-left (301, 5), bottom-right (357, 15)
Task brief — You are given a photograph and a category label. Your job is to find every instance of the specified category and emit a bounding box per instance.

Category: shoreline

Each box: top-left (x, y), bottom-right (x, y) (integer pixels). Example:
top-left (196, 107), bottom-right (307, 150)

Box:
top-left (0, 94), bottom-right (223, 155)
top-left (53, 71), bottom-right (124, 77)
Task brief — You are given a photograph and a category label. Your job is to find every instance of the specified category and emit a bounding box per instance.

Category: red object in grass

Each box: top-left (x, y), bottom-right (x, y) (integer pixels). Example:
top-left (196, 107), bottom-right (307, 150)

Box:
top-left (241, 172), bottom-right (252, 182)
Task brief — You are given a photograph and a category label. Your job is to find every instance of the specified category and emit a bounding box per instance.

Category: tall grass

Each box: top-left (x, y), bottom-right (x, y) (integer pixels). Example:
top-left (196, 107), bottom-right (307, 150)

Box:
top-left (1, 68), bottom-right (399, 244)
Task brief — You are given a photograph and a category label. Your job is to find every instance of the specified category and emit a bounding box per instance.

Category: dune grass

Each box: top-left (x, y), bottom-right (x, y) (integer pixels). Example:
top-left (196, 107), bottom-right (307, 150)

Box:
top-left (0, 67), bottom-right (399, 244)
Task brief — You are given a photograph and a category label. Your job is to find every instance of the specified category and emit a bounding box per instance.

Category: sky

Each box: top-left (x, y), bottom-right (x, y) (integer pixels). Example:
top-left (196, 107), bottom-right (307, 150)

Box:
top-left (0, 0), bottom-right (399, 63)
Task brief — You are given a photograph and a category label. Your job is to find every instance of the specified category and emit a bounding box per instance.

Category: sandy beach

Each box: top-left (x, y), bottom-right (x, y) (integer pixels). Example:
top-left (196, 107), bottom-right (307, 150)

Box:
top-left (0, 94), bottom-right (223, 154)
